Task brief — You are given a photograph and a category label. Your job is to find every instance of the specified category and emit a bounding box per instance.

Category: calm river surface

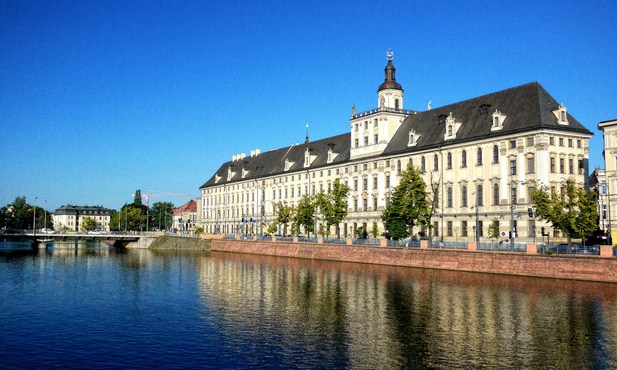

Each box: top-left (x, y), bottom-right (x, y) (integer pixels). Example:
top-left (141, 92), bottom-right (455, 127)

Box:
top-left (1, 241), bottom-right (617, 369)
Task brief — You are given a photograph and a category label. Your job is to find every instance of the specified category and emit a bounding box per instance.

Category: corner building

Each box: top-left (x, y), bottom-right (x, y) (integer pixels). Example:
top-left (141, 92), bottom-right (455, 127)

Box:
top-left (199, 53), bottom-right (592, 243)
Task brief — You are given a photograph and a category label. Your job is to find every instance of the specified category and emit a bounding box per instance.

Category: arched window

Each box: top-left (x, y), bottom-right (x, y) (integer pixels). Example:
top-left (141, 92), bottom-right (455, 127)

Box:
top-left (447, 187), bottom-right (453, 208)
top-left (477, 148), bottom-right (483, 166)
top-left (421, 156), bottom-right (426, 171)
top-left (462, 150), bottom-right (467, 168)
top-left (434, 154), bottom-right (439, 170)
top-left (395, 99), bottom-right (400, 110)
top-left (493, 145), bottom-right (499, 164)
top-left (397, 160), bottom-right (402, 175)
top-left (461, 186), bottom-right (468, 207)
top-left (447, 152), bottom-right (452, 169)
top-left (493, 183), bottom-right (499, 205)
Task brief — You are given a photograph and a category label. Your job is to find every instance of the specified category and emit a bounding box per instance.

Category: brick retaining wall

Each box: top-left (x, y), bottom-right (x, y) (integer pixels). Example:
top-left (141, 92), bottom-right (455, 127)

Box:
top-left (211, 239), bottom-right (617, 283)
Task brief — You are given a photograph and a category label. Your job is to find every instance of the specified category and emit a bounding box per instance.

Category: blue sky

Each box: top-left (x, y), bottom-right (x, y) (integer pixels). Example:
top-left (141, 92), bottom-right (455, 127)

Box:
top-left (1, 1), bottom-right (615, 212)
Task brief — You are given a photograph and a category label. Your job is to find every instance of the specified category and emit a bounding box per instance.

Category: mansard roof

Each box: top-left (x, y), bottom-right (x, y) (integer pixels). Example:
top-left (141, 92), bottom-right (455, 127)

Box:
top-left (200, 133), bottom-right (350, 188)
top-left (383, 82), bottom-right (592, 156)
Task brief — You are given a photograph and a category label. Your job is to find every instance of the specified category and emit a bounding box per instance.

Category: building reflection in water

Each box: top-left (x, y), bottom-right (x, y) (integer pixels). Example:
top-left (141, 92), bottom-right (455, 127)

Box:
top-left (197, 251), bottom-right (617, 369)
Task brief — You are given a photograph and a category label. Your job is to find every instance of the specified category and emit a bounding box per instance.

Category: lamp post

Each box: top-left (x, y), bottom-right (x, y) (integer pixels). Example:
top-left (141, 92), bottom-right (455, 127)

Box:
top-left (44, 199), bottom-right (47, 229)
top-left (475, 191), bottom-right (480, 245)
top-left (33, 196), bottom-right (37, 236)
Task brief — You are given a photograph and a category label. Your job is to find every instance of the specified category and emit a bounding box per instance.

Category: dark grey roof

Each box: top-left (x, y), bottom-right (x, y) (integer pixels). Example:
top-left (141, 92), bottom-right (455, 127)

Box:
top-left (382, 82), bottom-right (592, 156)
top-left (54, 205), bottom-right (112, 215)
top-left (201, 82), bottom-right (592, 189)
top-left (200, 133), bottom-right (350, 188)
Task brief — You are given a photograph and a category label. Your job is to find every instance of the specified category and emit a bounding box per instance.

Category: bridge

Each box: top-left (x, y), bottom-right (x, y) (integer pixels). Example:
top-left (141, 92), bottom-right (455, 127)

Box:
top-left (1, 231), bottom-right (142, 247)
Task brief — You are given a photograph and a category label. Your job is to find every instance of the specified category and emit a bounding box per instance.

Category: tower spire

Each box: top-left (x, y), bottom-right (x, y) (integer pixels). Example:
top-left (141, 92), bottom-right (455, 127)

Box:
top-left (305, 123), bottom-right (309, 144)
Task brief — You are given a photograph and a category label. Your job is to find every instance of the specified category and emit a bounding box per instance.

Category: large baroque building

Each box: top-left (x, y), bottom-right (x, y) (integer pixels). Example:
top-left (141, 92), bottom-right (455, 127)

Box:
top-left (199, 52), bottom-right (592, 243)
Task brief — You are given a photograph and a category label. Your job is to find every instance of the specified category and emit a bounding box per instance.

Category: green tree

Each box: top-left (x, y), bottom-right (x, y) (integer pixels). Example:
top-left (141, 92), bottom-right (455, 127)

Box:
top-left (267, 223), bottom-right (278, 235)
top-left (530, 178), bottom-right (598, 245)
top-left (3, 196), bottom-right (35, 229)
top-left (382, 164), bottom-right (430, 240)
top-left (488, 218), bottom-right (500, 240)
top-left (81, 217), bottom-right (98, 231)
top-left (294, 194), bottom-right (316, 236)
top-left (316, 178), bottom-right (350, 238)
top-left (127, 207), bottom-right (147, 231)
top-left (133, 189), bottom-right (143, 206)
top-left (273, 201), bottom-right (294, 236)
top-left (371, 222), bottom-right (379, 238)
top-left (150, 201), bottom-right (174, 231)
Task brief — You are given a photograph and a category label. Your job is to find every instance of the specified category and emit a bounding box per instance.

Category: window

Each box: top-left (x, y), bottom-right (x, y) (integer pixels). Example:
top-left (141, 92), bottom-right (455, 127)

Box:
top-left (494, 117), bottom-right (499, 127)
top-left (569, 158), bottom-right (574, 174)
top-left (528, 220), bottom-right (536, 238)
top-left (374, 134), bottom-right (379, 144)
top-left (447, 221), bottom-right (453, 237)
top-left (421, 156), bottom-right (426, 171)
top-left (560, 158), bottom-right (565, 173)
top-left (373, 177), bottom-right (378, 190)
top-left (578, 160), bottom-right (584, 175)
top-left (434, 154), bottom-right (439, 170)
top-left (550, 137), bottom-right (554, 145)
top-left (461, 150), bottom-right (467, 168)
top-left (527, 137), bottom-right (534, 146)
top-left (363, 163), bottom-right (368, 171)
top-left (493, 183), bottom-right (499, 205)
top-left (559, 138), bottom-right (564, 146)
top-left (397, 160), bottom-right (402, 175)
top-left (510, 160), bottom-right (517, 175)
top-left (477, 185), bottom-right (483, 207)
top-left (550, 157), bottom-right (556, 173)
top-left (363, 178), bottom-right (368, 191)
top-left (374, 118), bottom-right (378, 127)
top-left (364, 136), bottom-right (369, 146)
top-left (354, 179), bottom-right (358, 191)
top-left (447, 153), bottom-right (452, 169)
top-left (363, 198), bottom-right (368, 211)
top-left (577, 139), bottom-right (581, 148)
top-left (373, 197), bottom-right (378, 211)
top-left (568, 138), bottom-right (573, 147)
top-left (395, 99), bottom-right (400, 110)
top-left (493, 145), bottom-right (499, 164)
top-left (462, 221), bottom-right (468, 237)
top-left (527, 156), bottom-right (535, 173)
top-left (354, 199), bottom-right (358, 212)
top-left (478, 221), bottom-right (484, 237)
top-left (385, 175), bottom-right (390, 189)
top-left (462, 186), bottom-right (468, 207)
top-left (477, 148), bottom-right (483, 166)
top-left (510, 140), bottom-right (516, 149)
top-left (433, 221), bottom-right (439, 237)
top-left (447, 187), bottom-right (453, 208)
top-left (354, 138), bottom-right (359, 148)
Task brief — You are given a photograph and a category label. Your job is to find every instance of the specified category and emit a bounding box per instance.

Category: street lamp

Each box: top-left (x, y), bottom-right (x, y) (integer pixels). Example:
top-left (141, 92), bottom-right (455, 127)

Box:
top-left (33, 196), bottom-right (38, 236)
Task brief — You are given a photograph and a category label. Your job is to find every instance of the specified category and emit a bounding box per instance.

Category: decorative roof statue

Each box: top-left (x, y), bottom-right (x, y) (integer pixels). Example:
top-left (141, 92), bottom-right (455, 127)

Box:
top-left (386, 48), bottom-right (394, 61)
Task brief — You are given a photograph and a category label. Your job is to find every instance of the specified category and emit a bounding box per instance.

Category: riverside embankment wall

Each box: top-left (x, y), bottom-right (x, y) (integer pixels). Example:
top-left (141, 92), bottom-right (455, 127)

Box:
top-left (210, 239), bottom-right (617, 283)
top-left (128, 235), bottom-right (211, 250)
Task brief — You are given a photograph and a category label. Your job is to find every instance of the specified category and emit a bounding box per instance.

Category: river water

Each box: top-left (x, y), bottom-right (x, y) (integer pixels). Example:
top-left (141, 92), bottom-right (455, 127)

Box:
top-left (1, 241), bottom-right (616, 369)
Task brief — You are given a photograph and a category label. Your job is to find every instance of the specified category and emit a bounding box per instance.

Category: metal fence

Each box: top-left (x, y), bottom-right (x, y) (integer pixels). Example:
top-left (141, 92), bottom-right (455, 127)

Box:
top-left (386, 239), bottom-right (421, 248)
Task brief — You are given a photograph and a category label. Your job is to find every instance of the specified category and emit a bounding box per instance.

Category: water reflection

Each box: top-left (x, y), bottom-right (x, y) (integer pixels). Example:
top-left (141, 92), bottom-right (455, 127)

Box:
top-left (200, 252), bottom-right (617, 369)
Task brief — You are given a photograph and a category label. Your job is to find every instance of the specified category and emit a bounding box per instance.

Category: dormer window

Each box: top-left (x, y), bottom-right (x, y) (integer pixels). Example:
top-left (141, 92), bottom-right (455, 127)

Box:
top-left (227, 166), bottom-right (235, 181)
top-left (444, 112), bottom-right (462, 140)
top-left (553, 104), bottom-right (569, 125)
top-left (215, 175), bottom-right (221, 184)
top-left (327, 148), bottom-right (338, 164)
top-left (284, 159), bottom-right (294, 171)
top-left (241, 168), bottom-right (249, 178)
top-left (304, 148), bottom-right (315, 168)
top-left (491, 110), bottom-right (507, 131)
top-left (479, 104), bottom-right (491, 114)
top-left (408, 129), bottom-right (420, 147)
top-left (438, 114), bottom-right (447, 124)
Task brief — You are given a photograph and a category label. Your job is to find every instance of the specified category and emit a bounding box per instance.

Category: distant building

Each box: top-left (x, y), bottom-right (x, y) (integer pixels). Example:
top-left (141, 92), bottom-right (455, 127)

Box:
top-left (53, 205), bottom-right (112, 231)
top-left (597, 119), bottom-right (617, 243)
top-left (199, 52), bottom-right (592, 243)
top-left (172, 200), bottom-right (197, 232)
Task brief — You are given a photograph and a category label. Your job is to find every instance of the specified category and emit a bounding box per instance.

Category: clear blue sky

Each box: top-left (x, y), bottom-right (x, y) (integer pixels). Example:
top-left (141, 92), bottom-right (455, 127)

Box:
top-left (1, 1), bottom-right (615, 212)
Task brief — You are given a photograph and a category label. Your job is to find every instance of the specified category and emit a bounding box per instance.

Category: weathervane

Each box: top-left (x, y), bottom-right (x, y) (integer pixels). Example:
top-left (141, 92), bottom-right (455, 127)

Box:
top-left (386, 48), bottom-right (394, 61)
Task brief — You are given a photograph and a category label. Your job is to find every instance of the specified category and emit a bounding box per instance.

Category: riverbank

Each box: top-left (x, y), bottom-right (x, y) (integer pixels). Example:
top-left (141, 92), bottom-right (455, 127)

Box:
top-left (209, 239), bottom-right (617, 283)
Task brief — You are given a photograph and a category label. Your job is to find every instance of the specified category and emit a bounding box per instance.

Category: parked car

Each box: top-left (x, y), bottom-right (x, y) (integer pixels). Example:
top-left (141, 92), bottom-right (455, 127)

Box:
top-left (40, 228), bottom-right (55, 234)
top-left (549, 244), bottom-right (579, 254)
top-left (87, 229), bottom-right (107, 235)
